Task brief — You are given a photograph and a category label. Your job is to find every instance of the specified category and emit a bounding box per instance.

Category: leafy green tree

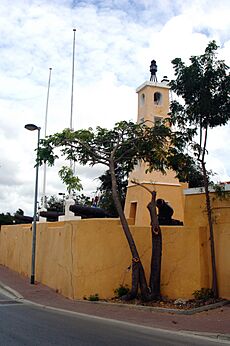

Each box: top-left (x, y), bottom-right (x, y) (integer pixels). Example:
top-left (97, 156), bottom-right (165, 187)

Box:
top-left (97, 167), bottom-right (128, 217)
top-left (46, 195), bottom-right (65, 212)
top-left (170, 41), bottom-right (230, 297)
top-left (59, 166), bottom-right (83, 195)
top-left (38, 120), bottom-right (180, 301)
top-left (75, 193), bottom-right (91, 206)
top-left (0, 209), bottom-right (25, 225)
top-left (46, 193), bottom-right (91, 213)
top-left (0, 212), bottom-right (14, 225)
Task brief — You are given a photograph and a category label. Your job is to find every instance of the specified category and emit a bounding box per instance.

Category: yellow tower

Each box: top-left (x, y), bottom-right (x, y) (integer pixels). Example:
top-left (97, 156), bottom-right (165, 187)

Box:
top-left (124, 60), bottom-right (186, 226)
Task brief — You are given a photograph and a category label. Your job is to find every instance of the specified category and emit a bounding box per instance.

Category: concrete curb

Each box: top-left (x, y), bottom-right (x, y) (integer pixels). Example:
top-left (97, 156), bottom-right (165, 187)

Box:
top-left (78, 298), bottom-right (230, 315)
top-left (0, 281), bottom-right (24, 300)
top-left (20, 300), bottom-right (230, 343)
top-left (0, 277), bottom-right (228, 315)
top-left (184, 331), bottom-right (230, 342)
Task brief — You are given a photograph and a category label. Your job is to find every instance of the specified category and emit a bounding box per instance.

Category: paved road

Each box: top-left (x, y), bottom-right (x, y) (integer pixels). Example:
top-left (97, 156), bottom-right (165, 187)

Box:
top-left (0, 292), bottom-right (9, 300)
top-left (0, 292), bottom-right (228, 346)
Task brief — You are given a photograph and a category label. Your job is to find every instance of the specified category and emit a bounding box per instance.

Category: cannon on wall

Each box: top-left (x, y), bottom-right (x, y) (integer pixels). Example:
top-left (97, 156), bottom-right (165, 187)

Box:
top-left (156, 199), bottom-right (183, 225)
top-left (70, 204), bottom-right (112, 218)
top-left (13, 204), bottom-right (112, 224)
top-left (14, 214), bottom-right (34, 224)
top-left (39, 211), bottom-right (64, 222)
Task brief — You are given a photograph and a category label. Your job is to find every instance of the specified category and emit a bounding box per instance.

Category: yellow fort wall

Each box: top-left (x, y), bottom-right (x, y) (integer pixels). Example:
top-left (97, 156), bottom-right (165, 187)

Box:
top-left (0, 191), bottom-right (229, 301)
top-left (183, 190), bottom-right (230, 298)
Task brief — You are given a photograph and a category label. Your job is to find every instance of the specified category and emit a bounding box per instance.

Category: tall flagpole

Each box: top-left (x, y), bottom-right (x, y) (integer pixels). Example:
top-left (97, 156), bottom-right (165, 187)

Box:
top-left (69, 28), bottom-right (76, 178)
top-left (41, 67), bottom-right (52, 210)
top-left (70, 28), bottom-right (76, 131)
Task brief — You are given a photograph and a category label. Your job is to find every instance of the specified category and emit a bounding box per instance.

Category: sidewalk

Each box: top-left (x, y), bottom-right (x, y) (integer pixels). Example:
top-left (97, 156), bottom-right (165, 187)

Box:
top-left (0, 265), bottom-right (229, 340)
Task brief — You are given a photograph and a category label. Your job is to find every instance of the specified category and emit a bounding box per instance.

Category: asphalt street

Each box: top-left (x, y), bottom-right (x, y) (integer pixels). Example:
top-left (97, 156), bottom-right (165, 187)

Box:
top-left (0, 291), bottom-right (229, 346)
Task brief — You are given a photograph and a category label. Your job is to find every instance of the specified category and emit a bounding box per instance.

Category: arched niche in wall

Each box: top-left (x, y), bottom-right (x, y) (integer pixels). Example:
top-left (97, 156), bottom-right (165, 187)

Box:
top-left (140, 93), bottom-right (145, 106)
top-left (153, 91), bottom-right (162, 105)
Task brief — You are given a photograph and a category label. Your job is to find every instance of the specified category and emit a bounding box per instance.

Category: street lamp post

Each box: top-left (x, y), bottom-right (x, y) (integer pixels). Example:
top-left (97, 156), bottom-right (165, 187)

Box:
top-left (58, 192), bottom-right (66, 213)
top-left (25, 123), bottom-right (41, 284)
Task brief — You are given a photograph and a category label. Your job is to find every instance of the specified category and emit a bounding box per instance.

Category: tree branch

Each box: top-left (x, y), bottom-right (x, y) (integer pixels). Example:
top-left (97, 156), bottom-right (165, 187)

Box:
top-left (130, 179), bottom-right (155, 195)
top-left (65, 139), bottom-right (109, 166)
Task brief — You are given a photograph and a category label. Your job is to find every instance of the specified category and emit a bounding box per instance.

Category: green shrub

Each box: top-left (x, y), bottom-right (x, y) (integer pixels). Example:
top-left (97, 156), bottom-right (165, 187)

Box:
top-left (192, 288), bottom-right (214, 301)
top-left (114, 285), bottom-right (130, 298)
top-left (88, 293), bottom-right (99, 301)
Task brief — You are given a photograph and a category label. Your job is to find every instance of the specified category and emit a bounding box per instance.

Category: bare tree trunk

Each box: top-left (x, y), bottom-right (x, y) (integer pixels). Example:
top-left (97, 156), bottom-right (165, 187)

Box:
top-left (109, 160), bottom-right (150, 301)
top-left (200, 125), bottom-right (218, 298)
top-left (130, 180), bottom-right (162, 300)
top-left (147, 191), bottom-right (162, 299)
top-left (201, 160), bottom-right (218, 298)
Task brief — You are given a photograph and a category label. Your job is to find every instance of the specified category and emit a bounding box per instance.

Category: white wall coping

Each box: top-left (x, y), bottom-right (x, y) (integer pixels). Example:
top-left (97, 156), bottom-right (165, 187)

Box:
top-left (136, 81), bottom-right (170, 93)
top-left (184, 184), bottom-right (230, 195)
top-left (58, 215), bottom-right (81, 222)
top-left (128, 181), bottom-right (181, 187)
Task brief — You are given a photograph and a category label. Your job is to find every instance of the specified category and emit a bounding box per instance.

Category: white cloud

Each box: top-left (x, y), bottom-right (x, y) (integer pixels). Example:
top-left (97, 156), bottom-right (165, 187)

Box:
top-left (0, 0), bottom-right (229, 215)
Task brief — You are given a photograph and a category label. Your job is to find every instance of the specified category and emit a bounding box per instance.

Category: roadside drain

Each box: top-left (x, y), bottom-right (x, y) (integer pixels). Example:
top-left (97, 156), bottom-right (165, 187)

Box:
top-left (0, 299), bottom-right (22, 305)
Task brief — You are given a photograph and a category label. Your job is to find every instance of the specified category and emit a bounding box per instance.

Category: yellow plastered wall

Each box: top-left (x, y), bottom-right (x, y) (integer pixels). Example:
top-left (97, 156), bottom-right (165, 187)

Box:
top-left (0, 192), bottom-right (229, 300)
top-left (183, 191), bottom-right (230, 298)
top-left (0, 224), bottom-right (32, 276)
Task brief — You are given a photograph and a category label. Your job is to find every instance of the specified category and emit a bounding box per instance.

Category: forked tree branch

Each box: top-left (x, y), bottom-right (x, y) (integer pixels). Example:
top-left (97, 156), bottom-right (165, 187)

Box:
top-left (131, 179), bottom-right (155, 195)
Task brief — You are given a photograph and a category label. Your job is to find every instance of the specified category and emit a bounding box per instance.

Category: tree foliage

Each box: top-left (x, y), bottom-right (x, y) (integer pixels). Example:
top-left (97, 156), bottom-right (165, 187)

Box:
top-left (76, 194), bottom-right (92, 206)
top-left (0, 209), bottom-right (25, 226)
top-left (97, 167), bottom-right (128, 217)
top-left (169, 41), bottom-right (230, 298)
top-left (58, 166), bottom-right (83, 195)
top-left (46, 194), bottom-right (92, 213)
top-left (46, 195), bottom-right (65, 212)
top-left (38, 121), bottom-right (173, 172)
top-left (0, 212), bottom-right (14, 225)
top-left (170, 41), bottom-right (229, 158)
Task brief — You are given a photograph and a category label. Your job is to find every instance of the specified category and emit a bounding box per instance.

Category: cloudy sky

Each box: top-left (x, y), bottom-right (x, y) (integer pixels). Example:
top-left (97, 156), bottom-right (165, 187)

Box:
top-left (0, 0), bottom-right (229, 215)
